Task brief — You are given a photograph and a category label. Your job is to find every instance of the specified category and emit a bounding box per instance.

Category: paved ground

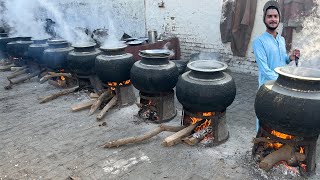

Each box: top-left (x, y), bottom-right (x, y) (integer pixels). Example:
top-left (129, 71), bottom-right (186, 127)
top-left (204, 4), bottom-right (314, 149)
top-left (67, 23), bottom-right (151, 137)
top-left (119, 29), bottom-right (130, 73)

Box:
top-left (0, 69), bottom-right (319, 180)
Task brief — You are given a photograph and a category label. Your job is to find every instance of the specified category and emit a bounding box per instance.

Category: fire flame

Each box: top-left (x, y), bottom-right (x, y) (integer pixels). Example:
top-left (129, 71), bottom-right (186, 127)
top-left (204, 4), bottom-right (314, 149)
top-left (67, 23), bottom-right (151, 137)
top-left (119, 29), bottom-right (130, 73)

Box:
top-left (271, 130), bottom-right (295, 140)
top-left (60, 76), bottom-right (65, 81)
top-left (189, 112), bottom-right (214, 132)
top-left (268, 130), bottom-right (295, 149)
top-left (195, 119), bottom-right (211, 132)
top-left (108, 80), bottom-right (131, 90)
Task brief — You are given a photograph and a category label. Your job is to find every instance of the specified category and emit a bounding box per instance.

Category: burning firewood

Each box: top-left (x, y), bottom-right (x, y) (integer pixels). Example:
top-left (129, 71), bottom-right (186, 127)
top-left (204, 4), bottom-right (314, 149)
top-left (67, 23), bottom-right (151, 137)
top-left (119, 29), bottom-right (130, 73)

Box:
top-left (7, 68), bottom-right (28, 80)
top-left (259, 144), bottom-right (306, 171)
top-left (71, 99), bottom-right (96, 112)
top-left (39, 72), bottom-right (72, 84)
top-left (103, 124), bottom-right (185, 148)
top-left (183, 126), bottom-right (213, 146)
top-left (96, 94), bottom-right (118, 121)
top-left (39, 86), bottom-right (79, 104)
top-left (5, 70), bottom-right (41, 90)
top-left (89, 90), bottom-right (111, 115)
top-left (161, 122), bottom-right (201, 147)
top-left (48, 79), bottom-right (67, 88)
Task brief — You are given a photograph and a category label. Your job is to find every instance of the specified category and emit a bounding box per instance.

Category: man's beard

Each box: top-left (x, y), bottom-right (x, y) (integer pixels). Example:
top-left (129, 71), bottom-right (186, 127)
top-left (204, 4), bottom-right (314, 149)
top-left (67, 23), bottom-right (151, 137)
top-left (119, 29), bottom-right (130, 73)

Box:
top-left (265, 22), bottom-right (279, 31)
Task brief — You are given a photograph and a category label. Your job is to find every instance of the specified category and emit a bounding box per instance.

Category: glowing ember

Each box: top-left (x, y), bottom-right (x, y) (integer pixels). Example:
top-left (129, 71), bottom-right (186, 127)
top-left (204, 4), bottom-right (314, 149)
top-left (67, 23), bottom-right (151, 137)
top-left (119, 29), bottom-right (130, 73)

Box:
top-left (60, 76), bottom-right (65, 81)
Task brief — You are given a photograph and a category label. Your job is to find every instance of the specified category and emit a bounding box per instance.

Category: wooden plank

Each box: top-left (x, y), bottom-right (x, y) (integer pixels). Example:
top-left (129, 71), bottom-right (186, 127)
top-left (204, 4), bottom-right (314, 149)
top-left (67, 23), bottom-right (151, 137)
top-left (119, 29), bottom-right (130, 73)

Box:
top-left (71, 100), bottom-right (96, 112)
top-left (161, 122), bottom-right (199, 147)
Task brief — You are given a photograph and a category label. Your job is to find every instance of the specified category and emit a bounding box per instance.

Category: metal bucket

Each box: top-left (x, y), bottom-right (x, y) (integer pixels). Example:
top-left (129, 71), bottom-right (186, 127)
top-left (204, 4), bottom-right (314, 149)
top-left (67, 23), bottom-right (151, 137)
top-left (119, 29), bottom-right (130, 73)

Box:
top-left (148, 30), bottom-right (157, 43)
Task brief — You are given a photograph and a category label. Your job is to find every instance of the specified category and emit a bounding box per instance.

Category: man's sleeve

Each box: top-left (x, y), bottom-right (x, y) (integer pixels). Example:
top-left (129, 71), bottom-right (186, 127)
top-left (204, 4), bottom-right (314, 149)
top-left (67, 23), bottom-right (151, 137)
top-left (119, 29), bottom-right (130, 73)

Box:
top-left (253, 39), bottom-right (278, 80)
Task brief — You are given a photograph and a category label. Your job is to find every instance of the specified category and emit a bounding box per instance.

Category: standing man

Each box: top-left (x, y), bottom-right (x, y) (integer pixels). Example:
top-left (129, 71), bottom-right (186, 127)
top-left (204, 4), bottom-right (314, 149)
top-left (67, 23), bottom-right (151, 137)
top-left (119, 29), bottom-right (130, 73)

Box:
top-left (253, 0), bottom-right (300, 130)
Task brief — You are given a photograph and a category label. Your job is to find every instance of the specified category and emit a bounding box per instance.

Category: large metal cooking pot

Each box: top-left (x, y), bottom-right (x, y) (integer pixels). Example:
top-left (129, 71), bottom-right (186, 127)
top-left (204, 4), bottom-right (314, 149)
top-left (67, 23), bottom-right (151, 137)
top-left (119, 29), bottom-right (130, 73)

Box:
top-left (176, 60), bottom-right (236, 112)
top-left (130, 49), bottom-right (179, 93)
top-left (255, 66), bottom-right (320, 137)
top-left (43, 39), bottom-right (73, 70)
top-left (6, 37), bottom-right (33, 59)
top-left (68, 43), bottom-right (101, 76)
top-left (95, 44), bottom-right (134, 83)
top-left (28, 39), bottom-right (48, 65)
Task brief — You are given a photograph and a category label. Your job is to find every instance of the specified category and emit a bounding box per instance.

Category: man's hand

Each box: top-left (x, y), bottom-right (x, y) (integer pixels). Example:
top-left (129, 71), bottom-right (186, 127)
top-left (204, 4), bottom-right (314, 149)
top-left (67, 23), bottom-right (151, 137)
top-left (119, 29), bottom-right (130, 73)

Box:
top-left (289, 49), bottom-right (301, 61)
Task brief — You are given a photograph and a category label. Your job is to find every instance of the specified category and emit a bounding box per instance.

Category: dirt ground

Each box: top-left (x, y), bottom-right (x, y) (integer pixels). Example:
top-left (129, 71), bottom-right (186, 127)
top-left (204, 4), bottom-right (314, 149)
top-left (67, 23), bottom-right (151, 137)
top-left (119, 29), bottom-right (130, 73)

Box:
top-left (0, 68), bottom-right (319, 180)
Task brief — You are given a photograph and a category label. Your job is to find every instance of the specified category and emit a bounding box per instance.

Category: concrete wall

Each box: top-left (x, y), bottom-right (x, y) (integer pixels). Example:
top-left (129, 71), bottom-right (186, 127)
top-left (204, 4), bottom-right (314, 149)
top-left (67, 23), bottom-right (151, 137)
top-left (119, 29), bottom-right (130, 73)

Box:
top-left (144, 0), bottom-right (281, 75)
top-left (57, 0), bottom-right (146, 38)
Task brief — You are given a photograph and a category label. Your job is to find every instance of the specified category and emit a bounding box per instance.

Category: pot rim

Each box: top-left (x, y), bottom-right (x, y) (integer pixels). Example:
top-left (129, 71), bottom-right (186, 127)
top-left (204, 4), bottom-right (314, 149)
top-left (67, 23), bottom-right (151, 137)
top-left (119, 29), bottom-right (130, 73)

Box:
top-left (72, 42), bottom-right (96, 48)
top-left (47, 39), bottom-right (67, 44)
top-left (139, 49), bottom-right (171, 57)
top-left (275, 67), bottom-right (320, 81)
top-left (187, 60), bottom-right (228, 72)
top-left (100, 44), bottom-right (127, 51)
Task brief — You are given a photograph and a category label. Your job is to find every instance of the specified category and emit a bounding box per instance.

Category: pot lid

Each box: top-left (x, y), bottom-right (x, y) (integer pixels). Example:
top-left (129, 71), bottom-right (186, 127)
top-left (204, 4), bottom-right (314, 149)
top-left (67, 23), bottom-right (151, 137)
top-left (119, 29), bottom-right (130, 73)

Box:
top-left (187, 60), bottom-right (228, 72)
top-left (139, 49), bottom-right (171, 57)
top-left (276, 67), bottom-right (320, 81)
top-left (127, 40), bottom-right (143, 46)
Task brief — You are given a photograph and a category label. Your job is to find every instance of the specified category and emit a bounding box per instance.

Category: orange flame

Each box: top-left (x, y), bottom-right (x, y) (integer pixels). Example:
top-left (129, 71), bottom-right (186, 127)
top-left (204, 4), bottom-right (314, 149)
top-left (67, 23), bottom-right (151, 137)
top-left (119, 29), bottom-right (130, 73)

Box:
top-left (190, 117), bottom-right (202, 125)
top-left (189, 112), bottom-right (214, 132)
top-left (107, 80), bottom-right (131, 90)
top-left (271, 130), bottom-right (295, 140)
top-left (267, 130), bottom-right (295, 149)
top-left (300, 147), bottom-right (304, 154)
top-left (203, 112), bottom-right (214, 116)
top-left (195, 119), bottom-right (211, 132)
top-left (60, 76), bottom-right (65, 81)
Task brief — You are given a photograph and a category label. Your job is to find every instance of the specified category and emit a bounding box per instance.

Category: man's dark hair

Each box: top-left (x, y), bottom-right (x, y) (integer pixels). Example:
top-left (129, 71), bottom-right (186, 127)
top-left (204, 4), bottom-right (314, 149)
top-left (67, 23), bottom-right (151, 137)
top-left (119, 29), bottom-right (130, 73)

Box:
top-left (263, 1), bottom-right (281, 21)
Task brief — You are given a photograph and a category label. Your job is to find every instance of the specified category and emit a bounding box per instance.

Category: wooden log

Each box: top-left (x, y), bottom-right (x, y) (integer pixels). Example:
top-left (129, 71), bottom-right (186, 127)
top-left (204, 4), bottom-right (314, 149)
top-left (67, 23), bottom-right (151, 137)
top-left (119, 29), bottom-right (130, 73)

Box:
top-left (11, 66), bottom-right (27, 72)
top-left (0, 64), bottom-right (15, 71)
top-left (5, 70), bottom-right (41, 90)
top-left (96, 95), bottom-right (118, 121)
top-left (182, 136), bottom-right (201, 146)
top-left (89, 93), bottom-right (100, 98)
top-left (39, 73), bottom-right (72, 84)
top-left (259, 144), bottom-right (306, 171)
top-left (252, 137), bottom-right (277, 144)
top-left (71, 99), bottom-right (96, 112)
top-left (103, 124), bottom-right (185, 148)
top-left (48, 79), bottom-right (65, 88)
top-left (89, 90), bottom-right (111, 115)
top-left (161, 122), bottom-right (200, 147)
top-left (7, 68), bottom-right (28, 80)
top-left (39, 86), bottom-right (79, 104)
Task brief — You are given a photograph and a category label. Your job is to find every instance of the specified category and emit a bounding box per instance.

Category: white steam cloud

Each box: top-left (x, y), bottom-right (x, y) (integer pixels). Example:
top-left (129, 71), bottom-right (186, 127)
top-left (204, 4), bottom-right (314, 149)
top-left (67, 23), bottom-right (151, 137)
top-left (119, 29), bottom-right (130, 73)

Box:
top-left (0, 0), bottom-right (137, 45)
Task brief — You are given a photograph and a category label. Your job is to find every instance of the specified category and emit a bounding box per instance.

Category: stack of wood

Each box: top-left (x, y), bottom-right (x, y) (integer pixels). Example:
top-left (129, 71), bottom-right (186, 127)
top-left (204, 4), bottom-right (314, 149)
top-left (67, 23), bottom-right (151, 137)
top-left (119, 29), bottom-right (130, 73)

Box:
top-left (4, 66), bottom-right (41, 90)
top-left (70, 89), bottom-right (118, 121)
top-left (101, 121), bottom-right (216, 148)
top-left (252, 137), bottom-right (306, 171)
